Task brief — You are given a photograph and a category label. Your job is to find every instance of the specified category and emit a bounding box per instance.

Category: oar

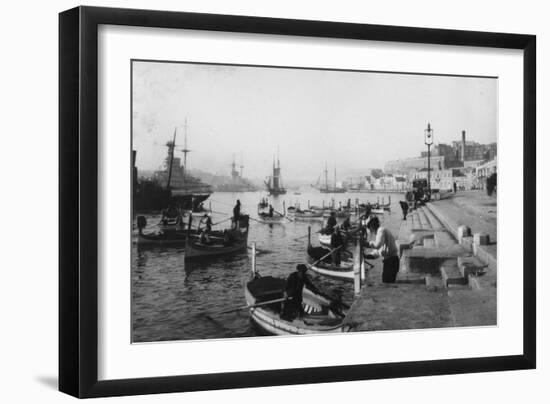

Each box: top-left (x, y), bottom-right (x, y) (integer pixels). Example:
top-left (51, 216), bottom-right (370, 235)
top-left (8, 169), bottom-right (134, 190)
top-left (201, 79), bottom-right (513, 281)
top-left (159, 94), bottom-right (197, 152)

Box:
top-left (248, 216), bottom-right (266, 224)
top-left (273, 209), bottom-right (293, 222)
top-left (292, 228), bottom-right (323, 241)
top-left (209, 210), bottom-right (229, 215)
top-left (212, 217), bottom-right (232, 226)
top-left (307, 245), bottom-right (344, 269)
top-left (205, 297), bottom-right (290, 319)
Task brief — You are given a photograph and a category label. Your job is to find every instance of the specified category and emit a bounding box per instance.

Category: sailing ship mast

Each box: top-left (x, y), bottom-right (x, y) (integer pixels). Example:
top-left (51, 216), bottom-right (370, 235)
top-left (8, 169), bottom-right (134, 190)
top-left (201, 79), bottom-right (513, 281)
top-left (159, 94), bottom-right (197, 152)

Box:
top-left (240, 153), bottom-right (244, 177)
top-left (180, 118), bottom-right (191, 180)
top-left (166, 128), bottom-right (177, 191)
top-left (265, 147), bottom-right (286, 195)
top-left (324, 162), bottom-right (329, 191)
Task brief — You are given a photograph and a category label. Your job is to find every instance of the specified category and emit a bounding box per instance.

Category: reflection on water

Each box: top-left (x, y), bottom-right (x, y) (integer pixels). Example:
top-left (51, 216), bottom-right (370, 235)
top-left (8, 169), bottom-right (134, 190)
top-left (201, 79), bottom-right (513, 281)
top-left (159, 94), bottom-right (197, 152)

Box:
top-left (132, 190), bottom-right (400, 342)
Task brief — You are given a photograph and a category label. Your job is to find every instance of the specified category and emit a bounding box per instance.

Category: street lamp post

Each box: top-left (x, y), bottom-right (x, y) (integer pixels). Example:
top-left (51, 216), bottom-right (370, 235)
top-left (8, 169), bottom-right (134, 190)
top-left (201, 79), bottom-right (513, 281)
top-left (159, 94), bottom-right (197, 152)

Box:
top-left (424, 123), bottom-right (434, 197)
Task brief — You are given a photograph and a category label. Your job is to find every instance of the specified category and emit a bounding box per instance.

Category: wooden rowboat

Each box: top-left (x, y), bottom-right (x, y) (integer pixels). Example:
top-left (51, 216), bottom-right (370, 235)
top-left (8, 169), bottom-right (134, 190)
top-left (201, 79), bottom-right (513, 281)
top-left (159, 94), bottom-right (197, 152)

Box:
top-left (184, 215), bottom-right (250, 259)
top-left (245, 274), bottom-right (345, 335)
top-left (289, 209), bottom-right (324, 220)
top-left (257, 202), bottom-right (287, 224)
top-left (137, 230), bottom-right (189, 246)
top-left (137, 229), bottom-right (224, 246)
top-left (306, 244), bottom-right (355, 281)
top-left (256, 214), bottom-right (286, 224)
top-left (318, 226), bottom-right (360, 247)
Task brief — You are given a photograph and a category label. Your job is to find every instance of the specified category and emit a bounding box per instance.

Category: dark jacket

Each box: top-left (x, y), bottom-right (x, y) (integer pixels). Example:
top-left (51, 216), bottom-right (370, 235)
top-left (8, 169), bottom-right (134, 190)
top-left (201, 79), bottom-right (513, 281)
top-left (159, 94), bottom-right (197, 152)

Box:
top-left (331, 231), bottom-right (345, 248)
top-left (326, 216), bottom-right (337, 230)
top-left (233, 203), bottom-right (241, 218)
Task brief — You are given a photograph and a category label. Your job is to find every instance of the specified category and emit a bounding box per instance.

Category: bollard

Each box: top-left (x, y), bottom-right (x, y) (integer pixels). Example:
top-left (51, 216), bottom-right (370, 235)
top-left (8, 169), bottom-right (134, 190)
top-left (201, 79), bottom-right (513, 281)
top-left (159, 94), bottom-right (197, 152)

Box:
top-left (473, 233), bottom-right (490, 246)
top-left (457, 225), bottom-right (472, 244)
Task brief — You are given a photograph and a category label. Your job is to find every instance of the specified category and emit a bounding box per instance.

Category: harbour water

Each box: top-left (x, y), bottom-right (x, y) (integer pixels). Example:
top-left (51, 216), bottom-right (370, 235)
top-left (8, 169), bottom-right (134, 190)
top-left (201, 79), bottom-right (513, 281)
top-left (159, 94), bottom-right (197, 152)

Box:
top-left (132, 190), bottom-right (402, 343)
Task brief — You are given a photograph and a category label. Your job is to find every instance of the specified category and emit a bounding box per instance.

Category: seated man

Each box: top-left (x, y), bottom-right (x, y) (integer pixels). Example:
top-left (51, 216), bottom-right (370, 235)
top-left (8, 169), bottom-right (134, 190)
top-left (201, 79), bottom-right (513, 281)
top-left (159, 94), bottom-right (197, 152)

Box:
top-left (198, 213), bottom-right (212, 244)
top-left (341, 215), bottom-right (352, 231)
top-left (281, 264), bottom-right (319, 320)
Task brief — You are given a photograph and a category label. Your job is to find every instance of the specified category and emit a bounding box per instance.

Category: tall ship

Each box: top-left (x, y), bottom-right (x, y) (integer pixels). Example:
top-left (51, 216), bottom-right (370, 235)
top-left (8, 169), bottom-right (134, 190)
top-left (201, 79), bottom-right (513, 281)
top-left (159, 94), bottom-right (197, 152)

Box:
top-left (133, 124), bottom-right (212, 212)
top-left (316, 163), bottom-right (346, 193)
top-left (265, 149), bottom-right (287, 195)
top-left (216, 155), bottom-right (259, 192)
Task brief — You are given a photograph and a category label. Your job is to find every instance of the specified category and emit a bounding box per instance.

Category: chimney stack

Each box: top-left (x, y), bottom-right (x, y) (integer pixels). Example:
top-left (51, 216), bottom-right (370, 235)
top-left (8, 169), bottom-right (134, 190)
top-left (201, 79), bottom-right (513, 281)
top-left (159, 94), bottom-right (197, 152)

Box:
top-left (461, 130), bottom-right (466, 162)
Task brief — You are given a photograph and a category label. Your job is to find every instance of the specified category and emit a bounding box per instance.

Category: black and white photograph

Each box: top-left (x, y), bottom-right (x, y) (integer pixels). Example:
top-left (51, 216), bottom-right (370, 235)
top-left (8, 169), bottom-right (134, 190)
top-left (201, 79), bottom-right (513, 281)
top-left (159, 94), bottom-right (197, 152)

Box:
top-left (131, 60), bottom-right (498, 342)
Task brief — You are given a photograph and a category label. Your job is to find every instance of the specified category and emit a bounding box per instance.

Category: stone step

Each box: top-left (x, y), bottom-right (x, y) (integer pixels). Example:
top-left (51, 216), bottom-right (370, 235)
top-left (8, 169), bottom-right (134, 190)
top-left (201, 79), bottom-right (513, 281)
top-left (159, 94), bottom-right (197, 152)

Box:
top-left (440, 259), bottom-right (468, 288)
top-left (396, 272), bottom-right (426, 284)
top-left (425, 275), bottom-right (444, 291)
top-left (417, 209), bottom-right (431, 230)
top-left (434, 231), bottom-right (456, 248)
top-left (423, 235), bottom-right (436, 248)
top-left (420, 207), bottom-right (436, 230)
top-left (422, 206), bottom-right (445, 231)
top-left (401, 248), bottom-right (465, 275)
top-left (457, 255), bottom-right (488, 278)
top-left (474, 243), bottom-right (497, 273)
top-left (411, 212), bottom-right (422, 231)
top-left (468, 271), bottom-right (497, 291)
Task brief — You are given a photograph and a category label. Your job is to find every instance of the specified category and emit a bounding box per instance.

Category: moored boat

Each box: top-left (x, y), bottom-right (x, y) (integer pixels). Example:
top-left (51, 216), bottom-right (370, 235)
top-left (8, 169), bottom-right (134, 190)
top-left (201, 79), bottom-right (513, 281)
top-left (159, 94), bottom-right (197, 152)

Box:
top-left (137, 228), bottom-right (225, 247)
top-left (288, 207), bottom-right (324, 220)
top-left (244, 248), bottom-right (346, 335)
top-left (306, 244), bottom-right (355, 281)
top-left (184, 215), bottom-right (250, 259)
top-left (257, 201), bottom-right (287, 224)
top-left (137, 230), bottom-right (189, 246)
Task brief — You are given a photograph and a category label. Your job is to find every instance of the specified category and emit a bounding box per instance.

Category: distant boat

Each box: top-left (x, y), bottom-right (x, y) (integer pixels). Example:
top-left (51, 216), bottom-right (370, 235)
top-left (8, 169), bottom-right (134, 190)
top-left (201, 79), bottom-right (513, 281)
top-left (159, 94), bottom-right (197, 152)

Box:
top-left (215, 154), bottom-right (259, 192)
top-left (317, 163), bottom-right (346, 193)
top-left (265, 149), bottom-right (287, 195)
top-left (257, 201), bottom-right (287, 224)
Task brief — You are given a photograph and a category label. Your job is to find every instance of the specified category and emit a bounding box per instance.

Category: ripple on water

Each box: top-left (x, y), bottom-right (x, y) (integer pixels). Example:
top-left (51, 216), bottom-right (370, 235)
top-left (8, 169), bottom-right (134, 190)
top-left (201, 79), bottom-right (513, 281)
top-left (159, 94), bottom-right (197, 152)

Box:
top-left (132, 190), bottom-right (401, 342)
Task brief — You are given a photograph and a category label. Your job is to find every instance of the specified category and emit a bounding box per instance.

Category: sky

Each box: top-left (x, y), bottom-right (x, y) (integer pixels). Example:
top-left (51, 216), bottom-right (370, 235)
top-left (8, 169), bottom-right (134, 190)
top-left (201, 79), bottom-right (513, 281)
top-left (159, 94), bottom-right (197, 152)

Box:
top-left (132, 60), bottom-right (497, 181)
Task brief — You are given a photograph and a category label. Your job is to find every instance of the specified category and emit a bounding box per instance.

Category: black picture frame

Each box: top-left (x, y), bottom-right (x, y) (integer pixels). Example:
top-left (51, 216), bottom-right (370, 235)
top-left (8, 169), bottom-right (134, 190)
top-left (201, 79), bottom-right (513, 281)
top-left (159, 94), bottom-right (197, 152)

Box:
top-left (59, 6), bottom-right (536, 398)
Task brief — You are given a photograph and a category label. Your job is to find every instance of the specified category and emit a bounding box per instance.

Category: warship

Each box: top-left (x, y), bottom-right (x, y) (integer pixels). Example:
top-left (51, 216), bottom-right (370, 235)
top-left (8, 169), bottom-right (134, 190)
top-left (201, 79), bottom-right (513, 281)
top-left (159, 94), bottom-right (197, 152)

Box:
top-left (133, 125), bottom-right (212, 213)
top-left (216, 155), bottom-right (258, 192)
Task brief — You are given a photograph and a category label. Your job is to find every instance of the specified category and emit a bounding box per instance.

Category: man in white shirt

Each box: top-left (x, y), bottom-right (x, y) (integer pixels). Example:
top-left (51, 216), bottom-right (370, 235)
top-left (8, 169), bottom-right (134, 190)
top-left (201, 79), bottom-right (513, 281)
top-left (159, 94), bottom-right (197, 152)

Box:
top-left (366, 216), bottom-right (400, 283)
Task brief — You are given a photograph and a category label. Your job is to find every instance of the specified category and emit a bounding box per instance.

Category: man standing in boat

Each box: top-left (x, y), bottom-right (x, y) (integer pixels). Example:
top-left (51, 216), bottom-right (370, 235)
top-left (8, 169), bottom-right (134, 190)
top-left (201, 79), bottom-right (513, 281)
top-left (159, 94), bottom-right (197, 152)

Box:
top-left (232, 199), bottom-right (241, 229)
top-left (233, 199), bottom-right (241, 218)
top-left (198, 213), bottom-right (213, 244)
top-left (269, 204), bottom-right (275, 217)
top-left (365, 216), bottom-right (400, 283)
top-left (325, 211), bottom-right (337, 233)
top-left (281, 264), bottom-right (320, 320)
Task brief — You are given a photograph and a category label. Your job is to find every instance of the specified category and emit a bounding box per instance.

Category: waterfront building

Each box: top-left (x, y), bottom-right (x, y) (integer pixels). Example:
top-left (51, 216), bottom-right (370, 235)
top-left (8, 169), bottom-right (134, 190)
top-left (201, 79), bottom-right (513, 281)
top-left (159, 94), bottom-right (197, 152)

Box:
top-left (386, 130), bottom-right (497, 175)
top-left (384, 155), bottom-right (446, 174)
top-left (475, 158), bottom-right (497, 190)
